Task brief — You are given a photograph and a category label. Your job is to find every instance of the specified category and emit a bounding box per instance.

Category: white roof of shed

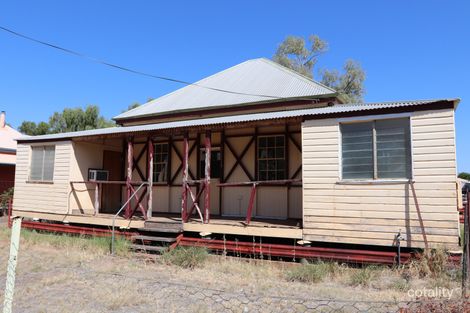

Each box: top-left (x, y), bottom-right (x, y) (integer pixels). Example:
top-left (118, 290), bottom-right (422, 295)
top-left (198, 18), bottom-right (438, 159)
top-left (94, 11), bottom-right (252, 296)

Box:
top-left (114, 58), bottom-right (337, 121)
top-left (18, 99), bottom-right (458, 142)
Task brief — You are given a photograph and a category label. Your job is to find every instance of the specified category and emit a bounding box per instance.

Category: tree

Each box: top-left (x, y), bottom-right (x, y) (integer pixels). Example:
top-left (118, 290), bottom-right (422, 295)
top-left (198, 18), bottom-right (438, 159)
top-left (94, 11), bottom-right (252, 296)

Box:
top-left (19, 105), bottom-right (114, 135)
top-left (458, 172), bottom-right (470, 181)
top-left (273, 35), bottom-right (365, 103)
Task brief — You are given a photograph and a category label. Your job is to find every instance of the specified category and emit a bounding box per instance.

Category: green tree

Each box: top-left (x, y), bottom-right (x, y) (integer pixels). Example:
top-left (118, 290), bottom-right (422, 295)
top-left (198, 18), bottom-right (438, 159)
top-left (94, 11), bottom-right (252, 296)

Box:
top-left (19, 105), bottom-right (114, 136)
top-left (273, 34), bottom-right (365, 103)
top-left (458, 172), bottom-right (470, 181)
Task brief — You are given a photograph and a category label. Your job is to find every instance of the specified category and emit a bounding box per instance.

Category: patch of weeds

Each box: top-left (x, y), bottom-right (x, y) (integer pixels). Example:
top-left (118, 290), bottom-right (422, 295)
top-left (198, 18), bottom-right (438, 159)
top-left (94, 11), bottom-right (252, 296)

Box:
top-left (286, 261), bottom-right (338, 283)
top-left (161, 246), bottom-right (208, 269)
top-left (405, 247), bottom-right (449, 279)
top-left (349, 266), bottom-right (379, 287)
top-left (390, 278), bottom-right (410, 291)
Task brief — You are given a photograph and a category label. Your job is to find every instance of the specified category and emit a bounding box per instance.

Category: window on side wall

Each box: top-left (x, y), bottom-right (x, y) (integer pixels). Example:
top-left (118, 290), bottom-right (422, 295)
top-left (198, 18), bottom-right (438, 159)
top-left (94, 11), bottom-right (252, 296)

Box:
top-left (153, 143), bottom-right (169, 183)
top-left (341, 118), bottom-right (411, 180)
top-left (258, 135), bottom-right (285, 181)
top-left (30, 146), bottom-right (55, 181)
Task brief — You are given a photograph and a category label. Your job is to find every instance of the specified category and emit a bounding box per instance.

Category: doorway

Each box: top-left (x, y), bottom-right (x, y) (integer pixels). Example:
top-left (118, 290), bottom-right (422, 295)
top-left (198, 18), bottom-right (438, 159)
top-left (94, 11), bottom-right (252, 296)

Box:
top-left (101, 150), bottom-right (123, 213)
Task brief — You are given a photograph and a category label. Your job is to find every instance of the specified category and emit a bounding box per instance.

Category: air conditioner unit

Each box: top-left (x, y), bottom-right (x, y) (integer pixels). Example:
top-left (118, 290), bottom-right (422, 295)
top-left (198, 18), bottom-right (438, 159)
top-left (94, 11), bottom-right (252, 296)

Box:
top-left (88, 169), bottom-right (109, 182)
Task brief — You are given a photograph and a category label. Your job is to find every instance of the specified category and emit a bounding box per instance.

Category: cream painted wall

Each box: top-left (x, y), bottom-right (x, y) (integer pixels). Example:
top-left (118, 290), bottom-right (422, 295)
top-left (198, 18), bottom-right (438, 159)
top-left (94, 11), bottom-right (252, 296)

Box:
top-left (301, 108), bottom-right (460, 249)
top-left (13, 141), bottom-right (72, 214)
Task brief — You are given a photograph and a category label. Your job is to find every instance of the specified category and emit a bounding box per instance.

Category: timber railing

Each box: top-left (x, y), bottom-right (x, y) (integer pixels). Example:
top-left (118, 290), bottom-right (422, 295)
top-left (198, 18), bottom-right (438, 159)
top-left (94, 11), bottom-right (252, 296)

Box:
top-left (217, 178), bottom-right (302, 225)
top-left (111, 181), bottom-right (148, 255)
top-left (70, 180), bottom-right (148, 217)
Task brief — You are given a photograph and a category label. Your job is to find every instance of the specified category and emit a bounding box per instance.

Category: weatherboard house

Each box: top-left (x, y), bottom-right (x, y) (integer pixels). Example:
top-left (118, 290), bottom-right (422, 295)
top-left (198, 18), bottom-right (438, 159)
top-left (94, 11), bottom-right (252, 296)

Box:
top-left (12, 58), bottom-right (461, 252)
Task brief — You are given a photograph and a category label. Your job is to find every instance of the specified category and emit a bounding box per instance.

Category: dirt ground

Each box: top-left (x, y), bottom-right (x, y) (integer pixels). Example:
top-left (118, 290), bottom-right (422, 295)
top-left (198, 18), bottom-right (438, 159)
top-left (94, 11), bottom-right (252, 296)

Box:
top-left (0, 221), bottom-right (464, 313)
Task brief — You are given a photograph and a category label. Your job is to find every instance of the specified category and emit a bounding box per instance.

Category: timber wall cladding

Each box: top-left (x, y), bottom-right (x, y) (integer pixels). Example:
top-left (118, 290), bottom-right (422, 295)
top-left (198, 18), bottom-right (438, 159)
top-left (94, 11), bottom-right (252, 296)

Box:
top-left (13, 141), bottom-right (72, 214)
top-left (301, 108), bottom-right (460, 249)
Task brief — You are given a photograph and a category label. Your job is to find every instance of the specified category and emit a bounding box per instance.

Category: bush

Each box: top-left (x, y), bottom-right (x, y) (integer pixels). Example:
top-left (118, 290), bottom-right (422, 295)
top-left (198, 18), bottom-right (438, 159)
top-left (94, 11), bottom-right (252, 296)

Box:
top-left (286, 261), bottom-right (337, 283)
top-left (406, 248), bottom-right (448, 278)
top-left (0, 187), bottom-right (13, 209)
top-left (161, 246), bottom-right (208, 269)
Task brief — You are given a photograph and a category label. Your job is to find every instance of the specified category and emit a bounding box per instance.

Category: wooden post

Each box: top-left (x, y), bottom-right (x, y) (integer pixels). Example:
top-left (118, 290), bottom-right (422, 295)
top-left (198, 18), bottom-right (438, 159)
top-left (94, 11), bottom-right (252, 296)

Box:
top-left (204, 130), bottom-right (211, 224)
top-left (125, 138), bottom-right (133, 219)
top-left (147, 137), bottom-right (154, 219)
top-left (245, 183), bottom-right (257, 225)
top-left (94, 183), bottom-right (100, 215)
top-left (3, 217), bottom-right (22, 313)
top-left (181, 132), bottom-right (189, 222)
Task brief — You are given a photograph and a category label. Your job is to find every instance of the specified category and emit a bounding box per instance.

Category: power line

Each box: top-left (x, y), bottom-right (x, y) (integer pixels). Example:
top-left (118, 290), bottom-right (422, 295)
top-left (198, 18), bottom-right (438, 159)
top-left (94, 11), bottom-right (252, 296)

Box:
top-left (0, 25), bottom-right (284, 100)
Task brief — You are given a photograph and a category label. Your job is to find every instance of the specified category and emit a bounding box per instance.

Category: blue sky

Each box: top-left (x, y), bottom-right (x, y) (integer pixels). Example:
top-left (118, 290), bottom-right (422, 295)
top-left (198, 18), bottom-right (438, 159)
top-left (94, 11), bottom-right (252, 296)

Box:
top-left (0, 1), bottom-right (469, 171)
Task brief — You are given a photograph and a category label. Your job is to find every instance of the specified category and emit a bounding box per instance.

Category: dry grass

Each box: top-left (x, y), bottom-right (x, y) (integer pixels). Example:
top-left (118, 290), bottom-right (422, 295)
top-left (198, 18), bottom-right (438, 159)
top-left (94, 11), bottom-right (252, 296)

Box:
top-left (0, 224), bottom-right (464, 312)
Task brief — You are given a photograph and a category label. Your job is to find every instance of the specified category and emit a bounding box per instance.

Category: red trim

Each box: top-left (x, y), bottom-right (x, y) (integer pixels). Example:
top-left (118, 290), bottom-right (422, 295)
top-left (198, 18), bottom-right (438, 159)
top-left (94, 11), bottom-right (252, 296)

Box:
top-left (115, 98), bottom-right (335, 125)
top-left (21, 221), bottom-right (137, 238)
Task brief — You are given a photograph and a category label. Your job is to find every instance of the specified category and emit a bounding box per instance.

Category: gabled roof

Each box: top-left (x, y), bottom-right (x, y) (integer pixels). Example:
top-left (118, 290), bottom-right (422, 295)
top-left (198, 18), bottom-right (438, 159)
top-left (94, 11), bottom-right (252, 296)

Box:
top-left (20, 99), bottom-right (458, 142)
top-left (114, 58), bottom-right (337, 121)
top-left (0, 125), bottom-right (21, 151)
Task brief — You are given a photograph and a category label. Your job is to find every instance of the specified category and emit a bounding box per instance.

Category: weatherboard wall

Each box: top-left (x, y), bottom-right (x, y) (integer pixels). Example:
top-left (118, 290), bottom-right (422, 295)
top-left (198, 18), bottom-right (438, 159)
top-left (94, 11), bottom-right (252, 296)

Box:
top-left (301, 108), bottom-right (460, 249)
top-left (13, 141), bottom-right (72, 214)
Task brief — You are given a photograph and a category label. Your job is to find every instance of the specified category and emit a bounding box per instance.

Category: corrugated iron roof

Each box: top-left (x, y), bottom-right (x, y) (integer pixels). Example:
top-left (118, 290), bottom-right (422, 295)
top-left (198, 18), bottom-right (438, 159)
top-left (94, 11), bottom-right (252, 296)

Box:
top-left (113, 58), bottom-right (337, 121)
top-left (18, 99), bottom-right (458, 142)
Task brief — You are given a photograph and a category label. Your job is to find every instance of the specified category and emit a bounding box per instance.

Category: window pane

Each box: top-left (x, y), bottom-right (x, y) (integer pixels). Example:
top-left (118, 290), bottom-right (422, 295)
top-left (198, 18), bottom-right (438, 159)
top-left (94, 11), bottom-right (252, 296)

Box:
top-left (341, 122), bottom-right (373, 179)
top-left (43, 146), bottom-right (55, 181)
top-left (376, 118), bottom-right (411, 179)
top-left (30, 147), bottom-right (44, 180)
top-left (153, 144), bottom-right (169, 182)
top-left (258, 135), bottom-right (286, 181)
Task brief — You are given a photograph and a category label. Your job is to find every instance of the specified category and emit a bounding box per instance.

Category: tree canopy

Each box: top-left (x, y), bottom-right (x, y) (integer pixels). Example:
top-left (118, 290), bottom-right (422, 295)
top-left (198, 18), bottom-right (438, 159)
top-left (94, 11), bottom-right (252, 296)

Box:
top-left (458, 172), bottom-right (470, 181)
top-left (19, 105), bottom-right (115, 135)
top-left (273, 34), bottom-right (365, 103)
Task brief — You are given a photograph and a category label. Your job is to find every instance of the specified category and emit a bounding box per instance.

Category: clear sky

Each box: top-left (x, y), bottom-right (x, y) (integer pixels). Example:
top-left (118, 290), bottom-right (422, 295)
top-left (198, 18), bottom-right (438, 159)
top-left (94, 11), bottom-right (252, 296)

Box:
top-left (0, 1), bottom-right (469, 171)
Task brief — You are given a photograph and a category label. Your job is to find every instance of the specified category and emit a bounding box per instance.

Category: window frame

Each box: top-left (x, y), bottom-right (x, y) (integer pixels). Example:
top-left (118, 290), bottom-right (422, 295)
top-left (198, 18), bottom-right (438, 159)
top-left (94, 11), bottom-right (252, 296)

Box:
top-left (339, 114), bottom-right (413, 183)
top-left (257, 134), bottom-right (286, 181)
top-left (29, 145), bottom-right (56, 183)
top-left (152, 142), bottom-right (169, 184)
top-left (199, 146), bottom-right (222, 179)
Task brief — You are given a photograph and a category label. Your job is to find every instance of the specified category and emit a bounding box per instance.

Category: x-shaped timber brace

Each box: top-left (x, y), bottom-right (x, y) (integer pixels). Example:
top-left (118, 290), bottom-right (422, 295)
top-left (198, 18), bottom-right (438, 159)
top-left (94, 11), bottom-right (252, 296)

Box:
top-left (181, 130), bottom-right (212, 223)
top-left (124, 137), bottom-right (154, 219)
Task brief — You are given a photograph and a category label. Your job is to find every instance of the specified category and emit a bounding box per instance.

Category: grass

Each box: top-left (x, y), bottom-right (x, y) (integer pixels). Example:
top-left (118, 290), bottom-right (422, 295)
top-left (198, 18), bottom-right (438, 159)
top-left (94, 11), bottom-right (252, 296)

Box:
top-left (349, 266), bottom-right (380, 287)
top-left (0, 227), bottom-right (130, 256)
top-left (285, 261), bottom-right (342, 283)
top-left (161, 246), bottom-right (209, 269)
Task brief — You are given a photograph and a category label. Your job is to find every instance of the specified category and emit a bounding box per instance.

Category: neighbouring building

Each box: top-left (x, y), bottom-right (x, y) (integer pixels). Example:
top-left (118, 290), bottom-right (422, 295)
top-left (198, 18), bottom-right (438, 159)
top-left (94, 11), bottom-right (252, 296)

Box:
top-left (0, 111), bottom-right (21, 193)
top-left (12, 58), bottom-right (461, 250)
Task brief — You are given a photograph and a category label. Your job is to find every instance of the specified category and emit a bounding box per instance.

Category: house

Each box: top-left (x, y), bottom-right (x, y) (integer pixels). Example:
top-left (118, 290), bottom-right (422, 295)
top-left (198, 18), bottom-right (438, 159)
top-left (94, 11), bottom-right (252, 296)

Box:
top-left (12, 58), bottom-right (461, 250)
top-left (0, 111), bottom-right (21, 194)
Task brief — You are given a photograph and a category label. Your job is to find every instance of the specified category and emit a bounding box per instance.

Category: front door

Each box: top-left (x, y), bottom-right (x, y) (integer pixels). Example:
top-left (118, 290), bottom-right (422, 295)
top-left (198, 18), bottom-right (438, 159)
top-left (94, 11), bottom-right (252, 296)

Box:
top-left (101, 150), bottom-right (123, 213)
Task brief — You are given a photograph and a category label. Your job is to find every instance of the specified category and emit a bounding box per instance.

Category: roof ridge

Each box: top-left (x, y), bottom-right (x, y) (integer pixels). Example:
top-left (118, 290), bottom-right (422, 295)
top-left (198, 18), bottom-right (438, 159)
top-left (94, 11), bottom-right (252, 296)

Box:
top-left (257, 58), bottom-right (338, 93)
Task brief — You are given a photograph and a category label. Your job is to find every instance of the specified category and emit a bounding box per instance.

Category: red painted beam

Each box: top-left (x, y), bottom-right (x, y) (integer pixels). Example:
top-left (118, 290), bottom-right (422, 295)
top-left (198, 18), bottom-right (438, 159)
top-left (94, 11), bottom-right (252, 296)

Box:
top-left (21, 221), bottom-right (137, 238)
top-left (178, 237), bottom-right (413, 265)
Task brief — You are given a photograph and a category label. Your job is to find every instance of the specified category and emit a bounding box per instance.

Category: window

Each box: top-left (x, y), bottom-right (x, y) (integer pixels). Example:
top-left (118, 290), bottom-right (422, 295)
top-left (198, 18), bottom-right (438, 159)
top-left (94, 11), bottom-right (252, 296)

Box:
top-left (258, 135), bottom-right (285, 181)
top-left (153, 143), bottom-right (168, 182)
top-left (341, 118), bottom-right (411, 180)
top-left (199, 148), bottom-right (222, 179)
top-left (30, 146), bottom-right (55, 181)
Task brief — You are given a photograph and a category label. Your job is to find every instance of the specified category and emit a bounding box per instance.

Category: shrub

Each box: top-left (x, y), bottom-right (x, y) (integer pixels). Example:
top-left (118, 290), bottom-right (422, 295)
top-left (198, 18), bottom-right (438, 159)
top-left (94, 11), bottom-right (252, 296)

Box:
top-left (285, 261), bottom-right (336, 283)
top-left (161, 246), bottom-right (208, 269)
top-left (406, 248), bottom-right (448, 278)
top-left (0, 187), bottom-right (13, 210)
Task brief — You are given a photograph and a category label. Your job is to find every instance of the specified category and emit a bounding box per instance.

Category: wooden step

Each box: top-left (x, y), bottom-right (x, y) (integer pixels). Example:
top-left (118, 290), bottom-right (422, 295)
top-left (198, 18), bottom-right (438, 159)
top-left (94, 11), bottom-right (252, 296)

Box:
top-left (130, 244), bottom-right (167, 252)
top-left (131, 235), bottom-right (176, 243)
top-left (138, 227), bottom-right (183, 233)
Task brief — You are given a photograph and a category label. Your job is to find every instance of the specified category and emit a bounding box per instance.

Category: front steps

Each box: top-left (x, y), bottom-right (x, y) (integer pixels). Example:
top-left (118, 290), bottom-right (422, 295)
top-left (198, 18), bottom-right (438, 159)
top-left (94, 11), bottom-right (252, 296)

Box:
top-left (130, 220), bottom-right (182, 253)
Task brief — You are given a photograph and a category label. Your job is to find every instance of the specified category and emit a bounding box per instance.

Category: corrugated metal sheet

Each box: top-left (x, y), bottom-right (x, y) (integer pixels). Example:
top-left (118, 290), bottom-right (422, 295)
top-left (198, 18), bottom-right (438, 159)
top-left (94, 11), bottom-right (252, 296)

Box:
top-left (114, 58), bottom-right (337, 120)
top-left (18, 99), bottom-right (458, 142)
